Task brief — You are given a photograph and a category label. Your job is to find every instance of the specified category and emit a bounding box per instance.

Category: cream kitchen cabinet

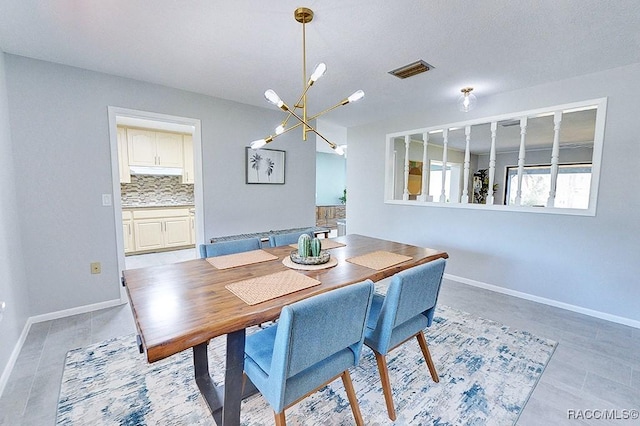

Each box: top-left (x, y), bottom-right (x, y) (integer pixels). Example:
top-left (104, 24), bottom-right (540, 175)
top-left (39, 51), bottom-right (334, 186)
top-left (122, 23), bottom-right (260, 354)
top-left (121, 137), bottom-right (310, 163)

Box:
top-left (127, 128), bottom-right (184, 168)
top-left (117, 126), bottom-right (131, 183)
top-left (182, 134), bottom-right (194, 184)
top-left (131, 208), bottom-right (192, 253)
top-left (122, 210), bottom-right (135, 253)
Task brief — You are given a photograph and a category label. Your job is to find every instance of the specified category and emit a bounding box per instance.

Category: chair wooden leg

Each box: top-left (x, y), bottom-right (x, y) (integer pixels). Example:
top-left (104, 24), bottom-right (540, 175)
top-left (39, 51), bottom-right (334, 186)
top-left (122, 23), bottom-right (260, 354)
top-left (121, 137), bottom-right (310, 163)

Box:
top-left (341, 370), bottom-right (364, 426)
top-left (374, 352), bottom-right (397, 421)
top-left (416, 331), bottom-right (439, 383)
top-left (274, 410), bottom-right (286, 426)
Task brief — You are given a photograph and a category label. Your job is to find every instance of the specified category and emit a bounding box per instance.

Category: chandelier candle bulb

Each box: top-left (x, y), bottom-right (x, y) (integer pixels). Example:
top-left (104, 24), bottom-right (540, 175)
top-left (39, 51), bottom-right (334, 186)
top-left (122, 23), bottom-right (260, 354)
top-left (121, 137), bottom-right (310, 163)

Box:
top-left (347, 90), bottom-right (365, 103)
top-left (264, 89), bottom-right (287, 110)
top-left (309, 63), bottom-right (327, 83)
top-left (250, 136), bottom-right (272, 150)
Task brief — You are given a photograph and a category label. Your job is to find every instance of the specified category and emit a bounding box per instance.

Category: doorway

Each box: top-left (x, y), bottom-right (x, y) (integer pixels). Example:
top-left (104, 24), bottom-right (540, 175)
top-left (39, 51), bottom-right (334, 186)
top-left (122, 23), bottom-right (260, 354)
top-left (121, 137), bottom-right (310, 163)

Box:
top-left (108, 107), bottom-right (204, 302)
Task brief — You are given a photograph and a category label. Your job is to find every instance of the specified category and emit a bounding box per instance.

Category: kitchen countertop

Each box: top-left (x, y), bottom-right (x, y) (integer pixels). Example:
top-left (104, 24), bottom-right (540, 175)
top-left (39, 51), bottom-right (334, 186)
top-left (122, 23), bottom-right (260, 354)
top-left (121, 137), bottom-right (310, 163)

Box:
top-left (122, 204), bottom-right (194, 209)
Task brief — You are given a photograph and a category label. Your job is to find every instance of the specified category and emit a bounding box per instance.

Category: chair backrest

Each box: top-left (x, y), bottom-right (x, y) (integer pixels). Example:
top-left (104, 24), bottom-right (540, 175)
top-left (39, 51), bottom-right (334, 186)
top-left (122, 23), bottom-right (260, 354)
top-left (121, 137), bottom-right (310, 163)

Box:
top-left (269, 280), bottom-right (374, 394)
top-left (375, 258), bottom-right (446, 338)
top-left (199, 237), bottom-right (262, 258)
top-left (268, 229), bottom-right (314, 247)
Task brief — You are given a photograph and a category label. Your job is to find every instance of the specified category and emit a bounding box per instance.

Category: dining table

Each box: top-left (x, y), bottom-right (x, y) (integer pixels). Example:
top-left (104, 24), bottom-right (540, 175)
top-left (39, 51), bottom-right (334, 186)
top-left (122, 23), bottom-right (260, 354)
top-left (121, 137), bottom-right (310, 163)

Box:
top-left (123, 234), bottom-right (448, 426)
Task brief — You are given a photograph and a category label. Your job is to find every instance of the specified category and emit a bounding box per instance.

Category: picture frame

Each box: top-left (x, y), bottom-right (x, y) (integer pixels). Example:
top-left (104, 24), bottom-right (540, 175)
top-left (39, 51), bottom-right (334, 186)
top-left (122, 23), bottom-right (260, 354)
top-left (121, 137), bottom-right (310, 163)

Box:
top-left (246, 147), bottom-right (286, 184)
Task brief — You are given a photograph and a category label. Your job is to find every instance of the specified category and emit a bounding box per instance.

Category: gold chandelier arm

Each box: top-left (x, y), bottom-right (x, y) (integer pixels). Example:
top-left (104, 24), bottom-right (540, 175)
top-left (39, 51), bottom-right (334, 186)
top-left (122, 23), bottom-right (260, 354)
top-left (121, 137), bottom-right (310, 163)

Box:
top-left (293, 81), bottom-right (315, 109)
top-left (279, 78), bottom-right (320, 129)
top-left (286, 108), bottom-right (338, 150)
top-left (256, 117), bottom-right (305, 148)
top-left (308, 99), bottom-right (349, 121)
top-left (275, 97), bottom-right (352, 138)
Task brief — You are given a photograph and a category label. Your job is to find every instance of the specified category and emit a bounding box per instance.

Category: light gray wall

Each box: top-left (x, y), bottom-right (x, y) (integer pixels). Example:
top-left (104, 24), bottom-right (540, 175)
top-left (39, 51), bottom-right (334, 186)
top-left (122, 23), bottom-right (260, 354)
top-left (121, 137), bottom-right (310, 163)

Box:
top-left (4, 54), bottom-right (316, 316)
top-left (0, 53), bottom-right (29, 381)
top-left (347, 62), bottom-right (640, 323)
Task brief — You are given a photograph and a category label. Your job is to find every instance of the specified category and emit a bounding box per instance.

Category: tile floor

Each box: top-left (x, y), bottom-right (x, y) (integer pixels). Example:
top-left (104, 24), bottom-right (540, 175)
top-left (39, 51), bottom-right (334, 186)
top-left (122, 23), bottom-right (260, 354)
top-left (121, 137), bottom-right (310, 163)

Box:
top-left (1, 247), bottom-right (639, 425)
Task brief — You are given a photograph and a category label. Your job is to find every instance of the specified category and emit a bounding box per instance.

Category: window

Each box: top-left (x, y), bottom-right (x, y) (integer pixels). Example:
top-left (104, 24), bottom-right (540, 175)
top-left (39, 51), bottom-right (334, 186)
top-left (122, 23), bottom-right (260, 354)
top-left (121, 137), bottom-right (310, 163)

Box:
top-left (505, 164), bottom-right (592, 208)
top-left (429, 161), bottom-right (461, 202)
top-left (384, 97), bottom-right (606, 215)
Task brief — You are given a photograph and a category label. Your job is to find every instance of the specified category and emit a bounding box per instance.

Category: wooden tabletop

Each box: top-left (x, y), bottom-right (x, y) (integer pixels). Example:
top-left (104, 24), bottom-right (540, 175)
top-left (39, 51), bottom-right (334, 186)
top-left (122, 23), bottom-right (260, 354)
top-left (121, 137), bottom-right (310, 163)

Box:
top-left (124, 234), bottom-right (448, 363)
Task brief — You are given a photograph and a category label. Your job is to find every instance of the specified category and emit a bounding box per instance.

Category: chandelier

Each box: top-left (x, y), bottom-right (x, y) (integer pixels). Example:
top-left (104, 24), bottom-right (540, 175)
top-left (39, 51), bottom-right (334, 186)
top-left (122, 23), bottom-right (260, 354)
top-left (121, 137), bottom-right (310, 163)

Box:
top-left (250, 7), bottom-right (364, 155)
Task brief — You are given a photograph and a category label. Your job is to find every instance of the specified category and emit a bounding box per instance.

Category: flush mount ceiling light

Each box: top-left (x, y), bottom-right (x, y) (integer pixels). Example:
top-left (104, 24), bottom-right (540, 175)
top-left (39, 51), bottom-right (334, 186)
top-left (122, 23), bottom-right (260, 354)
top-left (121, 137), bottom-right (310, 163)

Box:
top-left (457, 87), bottom-right (477, 112)
top-left (250, 7), bottom-right (364, 155)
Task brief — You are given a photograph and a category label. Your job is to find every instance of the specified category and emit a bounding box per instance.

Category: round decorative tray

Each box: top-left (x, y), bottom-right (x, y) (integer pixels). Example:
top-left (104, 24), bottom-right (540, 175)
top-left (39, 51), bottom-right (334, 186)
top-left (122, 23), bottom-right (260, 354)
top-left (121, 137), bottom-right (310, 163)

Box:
top-left (290, 249), bottom-right (330, 265)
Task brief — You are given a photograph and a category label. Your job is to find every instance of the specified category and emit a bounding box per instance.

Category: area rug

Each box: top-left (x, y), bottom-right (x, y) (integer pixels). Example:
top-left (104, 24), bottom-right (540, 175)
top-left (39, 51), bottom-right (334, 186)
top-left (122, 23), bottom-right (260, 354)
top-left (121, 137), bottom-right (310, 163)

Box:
top-left (56, 305), bottom-right (556, 425)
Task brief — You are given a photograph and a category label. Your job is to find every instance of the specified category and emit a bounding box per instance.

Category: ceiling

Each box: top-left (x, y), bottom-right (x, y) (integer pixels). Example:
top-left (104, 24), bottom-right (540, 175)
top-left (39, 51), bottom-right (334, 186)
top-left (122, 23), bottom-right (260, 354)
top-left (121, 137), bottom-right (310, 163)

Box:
top-left (1, 1), bottom-right (639, 128)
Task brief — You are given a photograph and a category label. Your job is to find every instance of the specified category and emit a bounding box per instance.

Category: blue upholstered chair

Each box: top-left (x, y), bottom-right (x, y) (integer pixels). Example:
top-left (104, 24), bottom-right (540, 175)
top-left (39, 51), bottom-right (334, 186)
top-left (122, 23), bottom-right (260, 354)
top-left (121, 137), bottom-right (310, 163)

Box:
top-left (268, 229), bottom-right (314, 247)
top-left (243, 280), bottom-right (375, 426)
top-left (198, 237), bottom-right (262, 258)
top-left (364, 258), bottom-right (447, 420)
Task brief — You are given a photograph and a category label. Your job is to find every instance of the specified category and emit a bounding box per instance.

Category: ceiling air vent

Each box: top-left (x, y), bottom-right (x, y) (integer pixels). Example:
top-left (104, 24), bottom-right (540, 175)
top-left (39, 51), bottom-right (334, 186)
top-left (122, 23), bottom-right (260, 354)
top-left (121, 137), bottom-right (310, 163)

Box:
top-left (388, 60), bottom-right (434, 79)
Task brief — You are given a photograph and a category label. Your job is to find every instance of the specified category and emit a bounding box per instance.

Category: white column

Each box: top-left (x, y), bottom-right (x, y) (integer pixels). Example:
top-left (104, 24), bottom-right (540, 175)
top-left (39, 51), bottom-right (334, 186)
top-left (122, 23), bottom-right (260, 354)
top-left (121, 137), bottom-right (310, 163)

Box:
top-left (487, 121), bottom-right (497, 205)
top-left (439, 129), bottom-right (449, 203)
top-left (514, 117), bottom-right (528, 206)
top-left (547, 111), bottom-right (563, 207)
top-left (418, 132), bottom-right (429, 201)
top-left (402, 135), bottom-right (410, 201)
top-left (461, 125), bottom-right (471, 204)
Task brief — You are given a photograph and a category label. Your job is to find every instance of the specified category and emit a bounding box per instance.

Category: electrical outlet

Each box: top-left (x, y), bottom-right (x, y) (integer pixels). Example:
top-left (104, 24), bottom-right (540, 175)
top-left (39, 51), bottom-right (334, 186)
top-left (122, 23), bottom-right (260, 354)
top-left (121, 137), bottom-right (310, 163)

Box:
top-left (90, 262), bottom-right (101, 274)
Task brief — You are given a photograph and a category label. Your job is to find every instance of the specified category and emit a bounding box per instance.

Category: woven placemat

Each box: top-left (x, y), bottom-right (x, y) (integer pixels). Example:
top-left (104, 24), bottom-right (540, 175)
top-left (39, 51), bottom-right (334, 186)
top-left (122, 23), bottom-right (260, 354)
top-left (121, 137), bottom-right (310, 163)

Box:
top-left (206, 249), bottom-right (278, 270)
top-left (288, 239), bottom-right (346, 250)
top-left (346, 250), bottom-right (412, 270)
top-left (282, 256), bottom-right (339, 271)
top-left (225, 270), bottom-right (321, 305)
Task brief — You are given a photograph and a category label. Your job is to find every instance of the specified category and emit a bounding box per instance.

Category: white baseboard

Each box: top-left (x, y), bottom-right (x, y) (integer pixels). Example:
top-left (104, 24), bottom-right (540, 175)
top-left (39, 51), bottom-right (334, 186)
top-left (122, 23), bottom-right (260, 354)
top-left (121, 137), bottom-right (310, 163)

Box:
top-left (28, 298), bottom-right (124, 324)
top-left (0, 319), bottom-right (32, 398)
top-left (0, 298), bottom-right (125, 398)
top-left (445, 273), bottom-right (640, 329)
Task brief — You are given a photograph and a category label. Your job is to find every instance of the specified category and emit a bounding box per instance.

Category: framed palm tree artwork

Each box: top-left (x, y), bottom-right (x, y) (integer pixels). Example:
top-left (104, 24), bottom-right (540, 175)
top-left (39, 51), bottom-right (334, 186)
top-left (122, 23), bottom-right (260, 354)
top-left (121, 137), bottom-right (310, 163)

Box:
top-left (246, 147), bottom-right (286, 184)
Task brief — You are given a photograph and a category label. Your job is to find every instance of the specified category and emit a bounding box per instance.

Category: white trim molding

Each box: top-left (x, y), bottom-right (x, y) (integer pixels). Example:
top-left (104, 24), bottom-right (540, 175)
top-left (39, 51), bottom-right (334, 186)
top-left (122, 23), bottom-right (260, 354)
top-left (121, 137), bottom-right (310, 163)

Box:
top-left (0, 298), bottom-right (124, 398)
top-left (445, 273), bottom-right (640, 329)
top-left (107, 106), bottom-right (204, 303)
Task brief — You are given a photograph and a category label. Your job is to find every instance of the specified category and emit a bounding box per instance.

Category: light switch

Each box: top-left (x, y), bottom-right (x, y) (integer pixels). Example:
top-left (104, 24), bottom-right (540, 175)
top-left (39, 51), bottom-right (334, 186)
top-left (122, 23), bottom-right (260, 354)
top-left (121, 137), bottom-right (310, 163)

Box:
top-left (0, 301), bottom-right (5, 323)
top-left (102, 194), bottom-right (112, 206)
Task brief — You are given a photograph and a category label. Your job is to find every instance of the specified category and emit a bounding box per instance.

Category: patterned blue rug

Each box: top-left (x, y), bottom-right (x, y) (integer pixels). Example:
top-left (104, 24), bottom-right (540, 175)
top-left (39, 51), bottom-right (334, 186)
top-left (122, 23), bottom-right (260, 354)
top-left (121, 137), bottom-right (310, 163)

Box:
top-left (56, 305), bottom-right (556, 425)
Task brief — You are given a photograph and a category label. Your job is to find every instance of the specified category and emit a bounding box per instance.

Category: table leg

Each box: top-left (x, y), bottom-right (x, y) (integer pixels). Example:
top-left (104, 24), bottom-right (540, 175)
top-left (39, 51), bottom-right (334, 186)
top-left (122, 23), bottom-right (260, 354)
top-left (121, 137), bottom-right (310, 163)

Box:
top-left (193, 329), bottom-right (258, 426)
top-left (194, 342), bottom-right (224, 425)
top-left (222, 329), bottom-right (246, 425)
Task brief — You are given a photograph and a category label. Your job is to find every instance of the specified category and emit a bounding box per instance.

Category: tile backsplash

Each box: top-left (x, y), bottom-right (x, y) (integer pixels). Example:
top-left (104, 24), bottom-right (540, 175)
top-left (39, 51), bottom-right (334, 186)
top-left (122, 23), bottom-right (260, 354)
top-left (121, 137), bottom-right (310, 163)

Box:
top-left (121, 175), bottom-right (194, 207)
